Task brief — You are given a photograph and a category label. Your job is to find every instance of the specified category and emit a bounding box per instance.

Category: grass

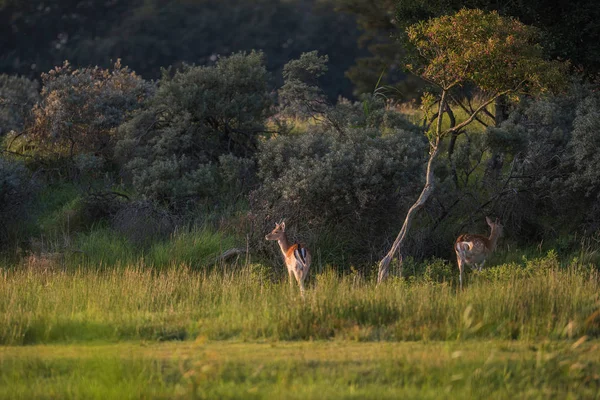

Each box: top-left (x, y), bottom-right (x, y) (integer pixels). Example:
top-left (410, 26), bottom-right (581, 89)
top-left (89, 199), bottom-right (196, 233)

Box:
top-left (0, 339), bottom-right (598, 399)
top-left (1, 253), bottom-right (599, 345)
top-left (71, 226), bottom-right (238, 269)
top-left (2, 218), bottom-right (600, 398)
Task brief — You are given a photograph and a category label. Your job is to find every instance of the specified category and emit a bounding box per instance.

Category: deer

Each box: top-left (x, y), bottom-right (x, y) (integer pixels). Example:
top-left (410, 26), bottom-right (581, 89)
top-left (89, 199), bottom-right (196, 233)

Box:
top-left (265, 221), bottom-right (311, 296)
top-left (455, 216), bottom-right (503, 290)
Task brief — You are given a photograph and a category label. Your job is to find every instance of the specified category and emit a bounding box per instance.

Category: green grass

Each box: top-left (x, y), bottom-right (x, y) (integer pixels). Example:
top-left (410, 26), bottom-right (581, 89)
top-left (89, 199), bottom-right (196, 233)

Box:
top-left (1, 339), bottom-right (598, 399)
top-left (71, 226), bottom-right (237, 269)
top-left (1, 251), bottom-right (599, 398)
top-left (1, 253), bottom-right (598, 345)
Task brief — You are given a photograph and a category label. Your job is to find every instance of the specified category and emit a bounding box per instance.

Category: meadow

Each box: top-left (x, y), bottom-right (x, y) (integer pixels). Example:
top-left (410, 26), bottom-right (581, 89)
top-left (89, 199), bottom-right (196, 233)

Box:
top-left (1, 246), bottom-right (599, 398)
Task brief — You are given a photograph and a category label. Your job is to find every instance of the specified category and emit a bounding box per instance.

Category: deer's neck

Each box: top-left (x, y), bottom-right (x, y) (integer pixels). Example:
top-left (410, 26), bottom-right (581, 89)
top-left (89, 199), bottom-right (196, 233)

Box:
top-left (488, 228), bottom-right (500, 251)
top-left (277, 234), bottom-right (291, 256)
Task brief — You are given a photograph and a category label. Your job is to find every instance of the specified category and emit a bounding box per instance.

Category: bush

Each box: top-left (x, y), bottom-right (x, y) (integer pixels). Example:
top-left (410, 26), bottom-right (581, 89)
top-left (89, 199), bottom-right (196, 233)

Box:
top-left (419, 83), bottom-right (600, 253)
top-left (252, 124), bottom-right (426, 266)
top-left (111, 200), bottom-right (176, 246)
top-left (0, 156), bottom-right (36, 247)
top-left (20, 60), bottom-right (153, 172)
top-left (0, 74), bottom-right (39, 136)
top-left (480, 84), bottom-right (600, 237)
top-left (116, 51), bottom-right (271, 207)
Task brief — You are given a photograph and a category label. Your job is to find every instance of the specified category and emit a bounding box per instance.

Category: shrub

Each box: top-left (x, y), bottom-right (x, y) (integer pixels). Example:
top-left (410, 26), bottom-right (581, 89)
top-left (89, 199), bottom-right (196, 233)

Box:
top-left (0, 156), bottom-right (36, 247)
top-left (480, 84), bottom-right (600, 236)
top-left (0, 74), bottom-right (39, 137)
top-left (116, 51), bottom-right (271, 207)
top-left (420, 83), bottom-right (600, 252)
top-left (21, 60), bottom-right (153, 171)
top-left (111, 200), bottom-right (176, 246)
top-left (252, 124), bottom-right (427, 266)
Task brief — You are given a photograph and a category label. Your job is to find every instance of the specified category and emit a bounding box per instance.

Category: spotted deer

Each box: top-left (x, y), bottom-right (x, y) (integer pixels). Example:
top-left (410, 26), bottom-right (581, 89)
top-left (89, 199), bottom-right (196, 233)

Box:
top-left (265, 221), bottom-right (311, 296)
top-left (455, 216), bottom-right (503, 289)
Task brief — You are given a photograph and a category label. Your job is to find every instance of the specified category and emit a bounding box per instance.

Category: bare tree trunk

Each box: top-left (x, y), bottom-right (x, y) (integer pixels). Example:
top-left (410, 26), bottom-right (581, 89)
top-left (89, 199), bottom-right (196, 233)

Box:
top-left (377, 89), bottom-right (447, 283)
top-left (377, 143), bottom-right (441, 283)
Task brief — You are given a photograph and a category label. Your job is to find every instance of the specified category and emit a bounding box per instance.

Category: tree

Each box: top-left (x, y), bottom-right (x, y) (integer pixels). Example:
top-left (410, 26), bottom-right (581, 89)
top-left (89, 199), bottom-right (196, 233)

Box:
top-left (0, 0), bottom-right (362, 101)
top-left (377, 9), bottom-right (566, 283)
top-left (116, 51), bottom-right (272, 207)
top-left (395, 0), bottom-right (600, 77)
top-left (325, 0), bottom-right (425, 98)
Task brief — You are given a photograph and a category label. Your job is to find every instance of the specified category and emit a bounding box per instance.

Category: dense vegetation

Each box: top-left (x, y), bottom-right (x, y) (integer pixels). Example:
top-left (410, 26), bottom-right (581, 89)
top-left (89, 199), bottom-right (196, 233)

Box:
top-left (1, 4), bottom-right (599, 268)
top-left (1, 4), bottom-right (599, 398)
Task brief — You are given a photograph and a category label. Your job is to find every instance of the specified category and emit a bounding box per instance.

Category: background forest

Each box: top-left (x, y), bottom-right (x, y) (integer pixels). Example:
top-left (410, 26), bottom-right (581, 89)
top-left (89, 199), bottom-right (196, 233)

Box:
top-left (1, 0), bottom-right (600, 274)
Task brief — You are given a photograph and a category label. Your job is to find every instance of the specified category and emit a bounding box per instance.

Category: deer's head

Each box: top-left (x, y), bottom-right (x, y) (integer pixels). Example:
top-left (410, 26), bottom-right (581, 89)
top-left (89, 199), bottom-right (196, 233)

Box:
top-left (265, 221), bottom-right (286, 241)
top-left (486, 216), bottom-right (503, 238)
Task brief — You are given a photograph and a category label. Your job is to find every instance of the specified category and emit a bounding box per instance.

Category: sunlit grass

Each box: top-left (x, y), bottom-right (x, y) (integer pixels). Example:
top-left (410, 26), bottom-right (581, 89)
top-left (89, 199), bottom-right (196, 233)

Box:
top-left (0, 253), bottom-right (598, 345)
top-left (1, 339), bottom-right (598, 399)
top-left (72, 226), bottom-right (237, 269)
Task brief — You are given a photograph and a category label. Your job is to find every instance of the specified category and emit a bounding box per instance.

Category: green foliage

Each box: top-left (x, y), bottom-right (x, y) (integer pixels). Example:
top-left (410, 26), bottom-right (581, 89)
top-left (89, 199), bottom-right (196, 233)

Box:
top-left (0, 74), bottom-right (38, 136)
top-left (21, 60), bottom-right (152, 170)
top-left (279, 51), bottom-right (330, 118)
top-left (253, 111), bottom-right (428, 264)
top-left (329, 0), bottom-right (424, 99)
top-left (405, 9), bottom-right (566, 93)
top-left (395, 0), bottom-right (600, 78)
top-left (116, 51), bottom-right (270, 207)
top-left (570, 94), bottom-right (600, 194)
top-left (470, 84), bottom-right (600, 236)
top-left (0, 156), bottom-right (35, 246)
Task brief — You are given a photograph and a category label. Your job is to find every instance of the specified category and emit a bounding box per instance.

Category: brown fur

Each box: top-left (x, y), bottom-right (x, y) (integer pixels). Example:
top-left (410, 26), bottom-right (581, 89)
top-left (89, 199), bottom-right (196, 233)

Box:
top-left (265, 222), bottom-right (311, 296)
top-left (455, 217), bottom-right (503, 289)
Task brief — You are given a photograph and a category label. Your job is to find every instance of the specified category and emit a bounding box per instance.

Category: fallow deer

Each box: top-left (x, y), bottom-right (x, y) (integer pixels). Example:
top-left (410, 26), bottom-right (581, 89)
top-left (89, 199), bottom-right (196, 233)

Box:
top-left (265, 221), bottom-right (311, 296)
top-left (455, 216), bottom-right (503, 289)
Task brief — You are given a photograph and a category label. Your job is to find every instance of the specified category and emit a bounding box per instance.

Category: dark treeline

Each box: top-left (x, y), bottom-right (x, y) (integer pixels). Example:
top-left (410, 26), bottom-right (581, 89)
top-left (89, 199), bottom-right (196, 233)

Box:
top-left (1, 0), bottom-right (599, 99)
top-left (0, 0), bottom-right (363, 100)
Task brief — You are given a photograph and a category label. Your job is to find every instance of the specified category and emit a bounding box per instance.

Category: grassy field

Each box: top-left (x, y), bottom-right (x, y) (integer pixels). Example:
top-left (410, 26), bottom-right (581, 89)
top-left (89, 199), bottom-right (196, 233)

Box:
top-left (1, 251), bottom-right (599, 398)
top-left (1, 252), bottom-right (600, 345)
top-left (1, 339), bottom-right (599, 399)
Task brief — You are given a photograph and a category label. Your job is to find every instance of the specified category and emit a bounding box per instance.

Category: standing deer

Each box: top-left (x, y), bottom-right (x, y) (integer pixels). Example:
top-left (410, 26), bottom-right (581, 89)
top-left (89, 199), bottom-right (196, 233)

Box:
top-left (455, 216), bottom-right (503, 289)
top-left (265, 221), bottom-right (311, 296)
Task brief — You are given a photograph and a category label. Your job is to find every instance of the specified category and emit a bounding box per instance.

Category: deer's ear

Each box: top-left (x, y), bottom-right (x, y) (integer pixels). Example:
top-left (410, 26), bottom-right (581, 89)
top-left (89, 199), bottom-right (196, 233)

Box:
top-left (485, 216), bottom-right (493, 226)
top-left (281, 221), bottom-right (286, 231)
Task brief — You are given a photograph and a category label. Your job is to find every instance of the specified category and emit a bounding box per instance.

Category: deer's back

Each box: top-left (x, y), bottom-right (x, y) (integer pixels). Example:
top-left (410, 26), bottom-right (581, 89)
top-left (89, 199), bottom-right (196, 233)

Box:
top-left (455, 234), bottom-right (492, 254)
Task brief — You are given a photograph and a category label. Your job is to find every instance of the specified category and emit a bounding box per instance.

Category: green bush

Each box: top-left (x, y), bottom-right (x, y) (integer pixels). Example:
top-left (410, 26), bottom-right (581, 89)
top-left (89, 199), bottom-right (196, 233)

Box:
top-left (0, 156), bottom-right (36, 247)
top-left (116, 51), bottom-right (271, 207)
top-left (481, 84), bottom-right (600, 236)
top-left (0, 74), bottom-right (39, 136)
top-left (252, 124), bottom-right (426, 266)
top-left (19, 60), bottom-right (153, 172)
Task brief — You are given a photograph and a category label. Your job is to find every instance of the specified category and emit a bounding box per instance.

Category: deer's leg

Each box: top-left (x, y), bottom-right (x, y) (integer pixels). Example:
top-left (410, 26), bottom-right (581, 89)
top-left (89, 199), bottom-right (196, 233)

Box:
top-left (287, 267), bottom-right (294, 289)
top-left (478, 260), bottom-right (485, 272)
top-left (298, 278), bottom-right (306, 298)
top-left (456, 255), bottom-right (464, 290)
top-left (292, 266), bottom-right (306, 298)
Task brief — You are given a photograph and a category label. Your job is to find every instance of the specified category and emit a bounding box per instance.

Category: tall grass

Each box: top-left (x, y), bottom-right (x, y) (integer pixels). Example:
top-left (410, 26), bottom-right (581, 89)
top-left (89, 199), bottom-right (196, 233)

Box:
top-left (72, 226), bottom-right (238, 269)
top-left (0, 253), bottom-right (598, 345)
